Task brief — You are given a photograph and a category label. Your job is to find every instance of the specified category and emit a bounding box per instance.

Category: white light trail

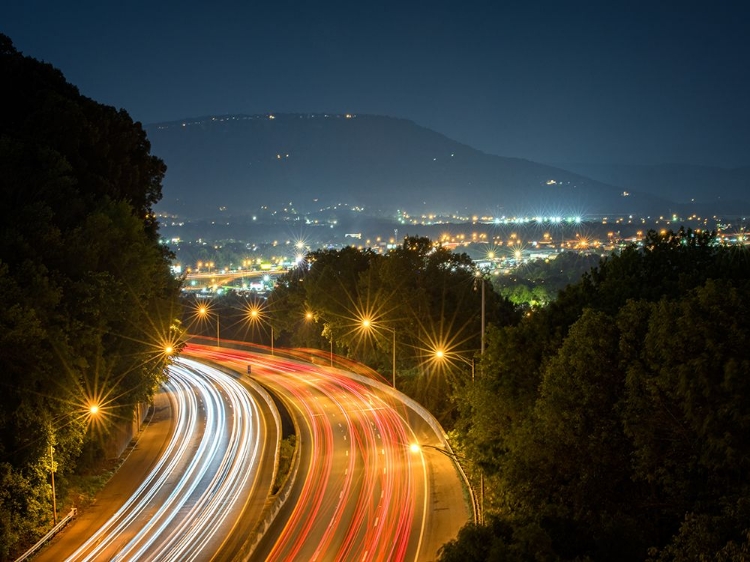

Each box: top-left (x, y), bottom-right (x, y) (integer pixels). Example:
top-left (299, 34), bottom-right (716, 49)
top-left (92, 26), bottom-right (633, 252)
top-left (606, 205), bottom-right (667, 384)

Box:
top-left (66, 358), bottom-right (261, 561)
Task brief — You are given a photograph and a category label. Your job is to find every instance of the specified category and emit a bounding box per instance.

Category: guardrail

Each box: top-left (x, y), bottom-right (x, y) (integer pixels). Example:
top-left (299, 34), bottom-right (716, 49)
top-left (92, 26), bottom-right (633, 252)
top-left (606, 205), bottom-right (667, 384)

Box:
top-left (240, 390), bottom-right (302, 562)
top-left (15, 508), bottom-right (77, 562)
top-left (343, 371), bottom-right (482, 525)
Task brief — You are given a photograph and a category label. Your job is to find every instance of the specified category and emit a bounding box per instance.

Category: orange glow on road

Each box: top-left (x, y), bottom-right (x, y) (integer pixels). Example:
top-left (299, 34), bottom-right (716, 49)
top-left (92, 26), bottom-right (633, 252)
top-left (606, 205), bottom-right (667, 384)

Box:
top-left (184, 343), bottom-right (431, 561)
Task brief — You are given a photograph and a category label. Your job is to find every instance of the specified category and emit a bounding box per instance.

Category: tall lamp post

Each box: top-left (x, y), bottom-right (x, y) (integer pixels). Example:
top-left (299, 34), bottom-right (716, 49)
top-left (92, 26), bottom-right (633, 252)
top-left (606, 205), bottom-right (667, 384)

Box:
top-left (434, 349), bottom-right (475, 383)
top-left (249, 307), bottom-right (274, 355)
top-left (49, 404), bottom-right (100, 525)
top-left (306, 311), bottom-right (333, 366)
top-left (197, 304), bottom-right (220, 347)
top-left (362, 318), bottom-right (396, 389)
top-left (475, 269), bottom-right (485, 355)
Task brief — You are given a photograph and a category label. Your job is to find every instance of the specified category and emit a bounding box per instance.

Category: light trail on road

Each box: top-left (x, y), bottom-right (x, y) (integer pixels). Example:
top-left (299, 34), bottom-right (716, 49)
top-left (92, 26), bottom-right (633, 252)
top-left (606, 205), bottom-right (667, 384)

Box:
top-left (64, 358), bottom-right (264, 561)
top-left (187, 344), bottom-right (451, 562)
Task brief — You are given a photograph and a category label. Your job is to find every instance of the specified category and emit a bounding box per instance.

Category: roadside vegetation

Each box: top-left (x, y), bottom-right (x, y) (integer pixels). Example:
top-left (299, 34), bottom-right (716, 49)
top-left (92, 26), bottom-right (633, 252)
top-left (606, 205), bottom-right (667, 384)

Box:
top-left (444, 228), bottom-right (750, 561)
top-left (272, 435), bottom-right (297, 495)
top-left (0, 35), bottom-right (181, 559)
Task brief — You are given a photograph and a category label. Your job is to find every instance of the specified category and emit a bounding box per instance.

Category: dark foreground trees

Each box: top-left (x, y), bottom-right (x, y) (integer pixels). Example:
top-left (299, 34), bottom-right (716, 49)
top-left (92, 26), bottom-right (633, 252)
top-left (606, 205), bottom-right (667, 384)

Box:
top-left (446, 229), bottom-right (750, 561)
top-left (0, 35), bottom-right (181, 557)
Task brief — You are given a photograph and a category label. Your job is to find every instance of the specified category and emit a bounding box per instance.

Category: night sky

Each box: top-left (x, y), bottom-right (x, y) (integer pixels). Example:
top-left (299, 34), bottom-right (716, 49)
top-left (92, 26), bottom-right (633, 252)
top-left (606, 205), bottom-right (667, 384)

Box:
top-left (2, 0), bottom-right (749, 167)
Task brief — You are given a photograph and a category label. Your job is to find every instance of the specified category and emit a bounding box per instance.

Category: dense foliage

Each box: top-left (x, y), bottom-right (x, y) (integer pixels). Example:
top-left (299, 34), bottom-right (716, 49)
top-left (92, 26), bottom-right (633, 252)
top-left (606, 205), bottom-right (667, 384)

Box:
top-left (493, 251), bottom-right (602, 307)
top-left (267, 237), bottom-right (518, 423)
top-left (0, 35), bottom-right (181, 557)
top-left (444, 228), bottom-right (750, 560)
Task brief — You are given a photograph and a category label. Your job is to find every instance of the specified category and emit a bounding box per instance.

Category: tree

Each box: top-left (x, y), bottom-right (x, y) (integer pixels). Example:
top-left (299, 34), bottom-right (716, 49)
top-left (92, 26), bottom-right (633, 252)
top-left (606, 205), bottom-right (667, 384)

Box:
top-left (0, 34), bottom-right (181, 556)
top-left (448, 230), bottom-right (750, 560)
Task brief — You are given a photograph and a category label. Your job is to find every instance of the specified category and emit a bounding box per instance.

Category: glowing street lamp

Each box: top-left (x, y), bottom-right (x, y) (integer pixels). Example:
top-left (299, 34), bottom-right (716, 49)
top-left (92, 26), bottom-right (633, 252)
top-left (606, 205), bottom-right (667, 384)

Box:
top-left (361, 318), bottom-right (396, 389)
top-left (50, 405), bottom-right (101, 525)
top-left (248, 306), bottom-right (274, 355)
top-left (434, 348), bottom-right (475, 382)
top-left (197, 303), bottom-right (220, 347)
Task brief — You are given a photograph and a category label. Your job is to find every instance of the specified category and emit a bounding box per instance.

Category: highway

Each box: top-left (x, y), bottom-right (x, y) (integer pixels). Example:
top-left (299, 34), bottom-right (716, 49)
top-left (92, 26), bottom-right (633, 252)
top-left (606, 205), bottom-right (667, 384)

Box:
top-left (187, 343), bottom-right (471, 562)
top-left (37, 358), bottom-right (277, 561)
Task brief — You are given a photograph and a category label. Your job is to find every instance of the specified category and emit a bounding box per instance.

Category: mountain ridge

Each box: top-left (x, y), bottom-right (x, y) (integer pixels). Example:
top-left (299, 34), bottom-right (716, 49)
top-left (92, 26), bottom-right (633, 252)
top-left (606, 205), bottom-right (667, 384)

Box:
top-left (553, 162), bottom-right (750, 211)
top-left (146, 113), bottom-right (686, 220)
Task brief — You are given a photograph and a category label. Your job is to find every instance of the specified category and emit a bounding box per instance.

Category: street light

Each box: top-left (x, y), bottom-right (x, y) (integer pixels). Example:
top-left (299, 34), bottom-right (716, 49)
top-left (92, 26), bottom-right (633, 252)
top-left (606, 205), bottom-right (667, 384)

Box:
top-left (305, 311), bottom-right (333, 366)
top-left (434, 348), bottom-right (475, 383)
top-left (50, 404), bottom-right (100, 525)
top-left (361, 318), bottom-right (396, 389)
top-left (248, 306), bottom-right (274, 355)
top-left (474, 269), bottom-right (485, 355)
top-left (197, 303), bottom-right (220, 347)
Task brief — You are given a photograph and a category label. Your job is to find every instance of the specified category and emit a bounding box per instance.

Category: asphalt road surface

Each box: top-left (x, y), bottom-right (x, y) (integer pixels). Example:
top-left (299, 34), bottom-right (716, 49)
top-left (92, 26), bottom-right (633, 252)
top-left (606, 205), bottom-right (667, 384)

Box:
top-left (187, 343), bottom-right (471, 562)
top-left (34, 358), bottom-right (278, 561)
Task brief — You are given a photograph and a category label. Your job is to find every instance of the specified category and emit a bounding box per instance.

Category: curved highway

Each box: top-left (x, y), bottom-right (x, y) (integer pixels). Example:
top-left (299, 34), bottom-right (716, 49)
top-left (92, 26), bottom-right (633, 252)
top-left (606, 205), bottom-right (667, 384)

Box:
top-left (187, 344), bottom-right (470, 562)
top-left (40, 358), bottom-right (276, 561)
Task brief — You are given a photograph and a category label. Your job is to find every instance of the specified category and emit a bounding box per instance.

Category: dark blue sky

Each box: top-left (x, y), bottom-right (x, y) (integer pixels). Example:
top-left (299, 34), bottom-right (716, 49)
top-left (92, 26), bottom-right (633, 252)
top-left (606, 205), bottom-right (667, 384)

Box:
top-left (2, 0), bottom-right (749, 167)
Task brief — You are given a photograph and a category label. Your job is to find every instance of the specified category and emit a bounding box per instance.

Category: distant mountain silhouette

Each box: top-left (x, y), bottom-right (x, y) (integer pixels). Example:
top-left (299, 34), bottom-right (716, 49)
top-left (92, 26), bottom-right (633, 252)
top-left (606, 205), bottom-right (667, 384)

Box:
top-left (557, 163), bottom-right (750, 215)
top-left (147, 114), bottom-right (673, 220)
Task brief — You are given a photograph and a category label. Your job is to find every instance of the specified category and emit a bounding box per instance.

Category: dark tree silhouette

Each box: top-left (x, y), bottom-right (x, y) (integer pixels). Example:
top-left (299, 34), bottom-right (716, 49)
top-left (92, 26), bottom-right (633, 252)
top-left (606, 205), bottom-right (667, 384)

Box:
top-left (0, 34), bottom-right (181, 558)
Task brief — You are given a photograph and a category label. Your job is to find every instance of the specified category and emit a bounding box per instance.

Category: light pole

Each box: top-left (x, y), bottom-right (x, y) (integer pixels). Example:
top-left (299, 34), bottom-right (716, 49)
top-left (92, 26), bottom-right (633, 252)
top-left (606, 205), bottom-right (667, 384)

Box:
top-left (49, 404), bottom-right (100, 525)
top-left (362, 319), bottom-right (396, 389)
top-left (481, 274), bottom-right (485, 355)
top-left (475, 269), bottom-right (485, 355)
top-left (249, 307), bottom-right (274, 355)
top-left (434, 349), bottom-right (475, 383)
top-left (50, 442), bottom-right (57, 525)
top-left (197, 303), bottom-right (220, 347)
top-left (306, 311), bottom-right (333, 366)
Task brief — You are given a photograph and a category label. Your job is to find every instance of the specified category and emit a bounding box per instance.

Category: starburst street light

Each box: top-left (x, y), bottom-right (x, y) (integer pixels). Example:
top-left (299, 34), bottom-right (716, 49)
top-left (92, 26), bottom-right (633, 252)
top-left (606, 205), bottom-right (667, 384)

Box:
top-left (49, 404), bottom-right (101, 526)
top-left (196, 301), bottom-right (220, 347)
top-left (433, 347), bottom-right (476, 382)
top-left (360, 317), bottom-right (396, 389)
top-left (247, 304), bottom-right (274, 355)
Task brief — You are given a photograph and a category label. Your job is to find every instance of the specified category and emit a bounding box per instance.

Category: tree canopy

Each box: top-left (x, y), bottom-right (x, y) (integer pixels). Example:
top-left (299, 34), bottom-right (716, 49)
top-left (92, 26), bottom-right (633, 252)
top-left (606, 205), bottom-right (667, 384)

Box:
top-left (446, 228), bottom-right (750, 561)
top-left (0, 34), bottom-right (181, 557)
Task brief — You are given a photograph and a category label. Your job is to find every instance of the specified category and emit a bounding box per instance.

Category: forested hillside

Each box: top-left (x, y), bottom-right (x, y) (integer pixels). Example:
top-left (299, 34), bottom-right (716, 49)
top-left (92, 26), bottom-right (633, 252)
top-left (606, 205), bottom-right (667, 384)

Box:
top-left (0, 34), bottom-right (181, 558)
top-left (443, 228), bottom-right (750, 561)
